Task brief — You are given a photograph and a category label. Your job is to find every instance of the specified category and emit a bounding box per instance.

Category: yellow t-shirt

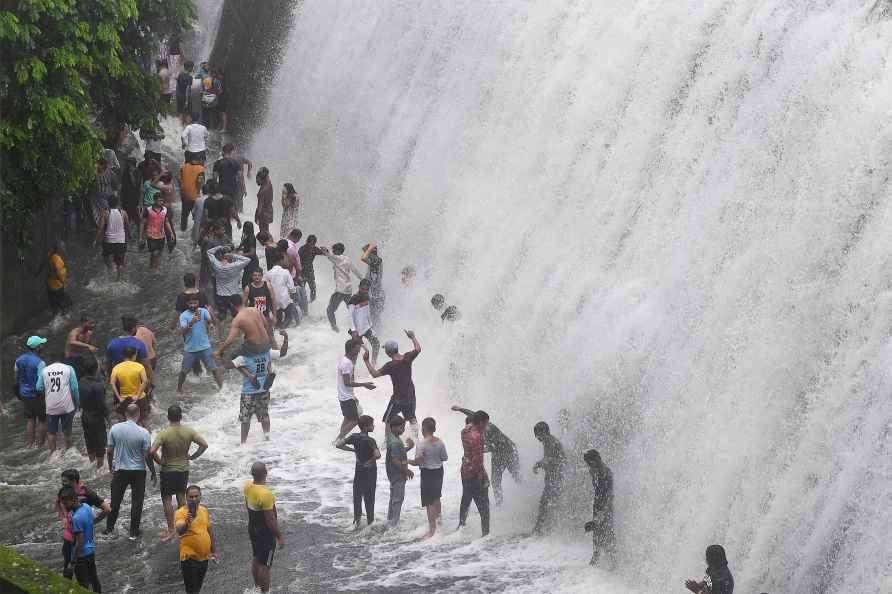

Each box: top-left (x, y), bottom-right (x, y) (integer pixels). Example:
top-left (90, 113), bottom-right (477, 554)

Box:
top-left (175, 505), bottom-right (211, 561)
top-left (243, 481), bottom-right (276, 540)
top-left (47, 254), bottom-right (66, 290)
top-left (180, 163), bottom-right (205, 202)
top-left (110, 360), bottom-right (146, 399)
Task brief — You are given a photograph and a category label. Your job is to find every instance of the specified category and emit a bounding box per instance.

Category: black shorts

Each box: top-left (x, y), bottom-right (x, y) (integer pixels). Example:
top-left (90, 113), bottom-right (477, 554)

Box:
top-left (160, 471), bottom-right (189, 497)
top-left (115, 396), bottom-right (149, 422)
top-left (420, 466), bottom-right (444, 507)
top-left (339, 399), bottom-right (359, 422)
top-left (250, 536), bottom-right (276, 567)
top-left (382, 398), bottom-right (416, 422)
top-left (185, 150), bottom-right (206, 163)
top-left (102, 242), bottom-right (127, 265)
top-left (22, 395), bottom-right (46, 421)
top-left (82, 417), bottom-right (107, 458)
top-left (48, 287), bottom-right (70, 313)
top-left (147, 237), bottom-right (166, 254)
top-left (215, 293), bottom-right (241, 319)
top-left (176, 93), bottom-right (189, 114)
top-left (181, 559), bottom-right (208, 593)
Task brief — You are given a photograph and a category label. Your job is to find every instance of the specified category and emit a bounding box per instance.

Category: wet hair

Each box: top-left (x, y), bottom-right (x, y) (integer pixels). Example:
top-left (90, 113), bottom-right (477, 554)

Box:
top-left (256, 167), bottom-right (269, 184)
top-left (706, 544), bottom-right (728, 569)
top-left (203, 179), bottom-right (217, 194)
top-left (276, 239), bottom-right (289, 254)
top-left (121, 316), bottom-right (137, 334)
top-left (222, 143), bottom-right (234, 154)
top-left (284, 183), bottom-right (296, 198)
top-left (184, 60), bottom-right (194, 70)
top-left (471, 410), bottom-right (490, 425)
top-left (183, 272), bottom-right (197, 288)
top-left (422, 417), bottom-right (436, 434)
top-left (358, 415), bottom-right (374, 431)
top-left (256, 230), bottom-right (272, 243)
top-left (168, 404), bottom-right (183, 422)
top-left (58, 486), bottom-right (77, 502)
top-left (332, 243), bottom-right (345, 255)
top-left (108, 195), bottom-right (119, 208)
top-left (344, 338), bottom-right (362, 354)
top-left (389, 415), bottom-right (406, 428)
top-left (80, 314), bottom-right (93, 323)
top-left (251, 461), bottom-right (268, 481)
top-left (534, 421), bottom-right (550, 435)
top-left (186, 484), bottom-right (201, 495)
top-left (61, 469), bottom-right (80, 483)
top-left (240, 221), bottom-right (256, 249)
top-left (288, 228), bottom-right (302, 241)
top-left (583, 449), bottom-right (602, 465)
top-left (359, 279), bottom-right (371, 289)
top-left (362, 243), bottom-right (370, 252)
top-left (80, 356), bottom-right (98, 377)
top-left (431, 294), bottom-right (445, 309)
top-left (123, 346), bottom-right (138, 360)
top-left (306, 234), bottom-right (317, 244)
top-left (187, 295), bottom-right (200, 304)
top-left (125, 403), bottom-right (140, 419)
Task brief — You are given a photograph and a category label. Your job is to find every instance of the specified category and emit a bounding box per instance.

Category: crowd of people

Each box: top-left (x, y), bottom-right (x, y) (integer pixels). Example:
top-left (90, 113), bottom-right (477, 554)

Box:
top-left (10, 46), bottom-right (742, 594)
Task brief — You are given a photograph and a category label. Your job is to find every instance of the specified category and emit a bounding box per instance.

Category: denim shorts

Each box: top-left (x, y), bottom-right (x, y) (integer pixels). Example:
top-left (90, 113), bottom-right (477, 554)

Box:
top-left (47, 412), bottom-right (75, 434)
top-left (181, 348), bottom-right (217, 373)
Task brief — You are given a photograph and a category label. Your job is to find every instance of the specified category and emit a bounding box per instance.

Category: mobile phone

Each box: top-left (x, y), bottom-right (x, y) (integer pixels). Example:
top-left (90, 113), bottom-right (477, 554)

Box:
top-left (262, 372), bottom-right (276, 390)
top-left (187, 500), bottom-right (198, 516)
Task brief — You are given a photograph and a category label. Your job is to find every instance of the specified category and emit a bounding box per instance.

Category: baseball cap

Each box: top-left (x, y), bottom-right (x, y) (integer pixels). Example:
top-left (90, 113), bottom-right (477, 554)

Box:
top-left (26, 336), bottom-right (47, 349)
top-left (383, 340), bottom-right (399, 353)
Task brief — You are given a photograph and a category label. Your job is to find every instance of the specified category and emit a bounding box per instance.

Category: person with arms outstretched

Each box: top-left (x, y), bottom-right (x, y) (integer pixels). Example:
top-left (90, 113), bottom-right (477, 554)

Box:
top-left (451, 405), bottom-right (521, 504)
top-left (364, 329), bottom-right (421, 438)
top-left (334, 339), bottom-right (376, 442)
top-left (458, 410), bottom-right (491, 537)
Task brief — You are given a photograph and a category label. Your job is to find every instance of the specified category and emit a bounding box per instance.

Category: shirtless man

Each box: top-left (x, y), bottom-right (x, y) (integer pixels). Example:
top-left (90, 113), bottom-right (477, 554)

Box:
top-left (65, 316), bottom-right (98, 360)
top-left (215, 306), bottom-right (274, 360)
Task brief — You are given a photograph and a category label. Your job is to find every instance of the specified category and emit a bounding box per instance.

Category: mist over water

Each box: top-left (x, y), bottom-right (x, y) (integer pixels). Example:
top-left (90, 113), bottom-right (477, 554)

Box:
top-left (244, 1), bottom-right (892, 592)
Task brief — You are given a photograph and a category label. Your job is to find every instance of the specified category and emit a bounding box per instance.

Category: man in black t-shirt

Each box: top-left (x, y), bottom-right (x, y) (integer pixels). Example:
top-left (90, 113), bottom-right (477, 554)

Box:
top-left (336, 415), bottom-right (380, 526)
top-left (213, 143), bottom-right (243, 211)
top-left (298, 235), bottom-right (326, 302)
top-left (77, 357), bottom-right (110, 469)
top-left (361, 329), bottom-right (421, 438)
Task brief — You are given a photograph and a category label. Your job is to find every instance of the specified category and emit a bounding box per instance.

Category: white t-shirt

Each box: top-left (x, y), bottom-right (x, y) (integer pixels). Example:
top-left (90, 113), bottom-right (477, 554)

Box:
top-left (263, 265), bottom-right (295, 308)
top-left (337, 356), bottom-right (355, 401)
top-left (181, 123), bottom-right (207, 153)
top-left (39, 362), bottom-right (77, 416)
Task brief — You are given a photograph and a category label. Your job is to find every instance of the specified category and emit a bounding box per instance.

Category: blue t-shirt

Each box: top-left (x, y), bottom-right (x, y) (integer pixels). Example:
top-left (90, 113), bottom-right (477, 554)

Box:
top-left (107, 420), bottom-right (150, 471)
top-left (14, 351), bottom-right (45, 398)
top-left (179, 308), bottom-right (212, 352)
top-left (232, 350), bottom-right (284, 395)
top-left (106, 337), bottom-right (148, 367)
top-left (69, 504), bottom-right (95, 557)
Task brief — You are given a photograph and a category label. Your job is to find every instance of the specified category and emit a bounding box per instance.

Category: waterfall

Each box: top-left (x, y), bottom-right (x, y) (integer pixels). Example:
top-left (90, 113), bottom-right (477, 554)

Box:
top-left (247, 1), bottom-right (892, 592)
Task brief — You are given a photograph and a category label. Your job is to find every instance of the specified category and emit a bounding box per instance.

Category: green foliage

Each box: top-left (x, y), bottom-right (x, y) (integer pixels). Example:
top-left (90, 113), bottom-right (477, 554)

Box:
top-left (0, 545), bottom-right (91, 593)
top-left (0, 0), bottom-right (195, 249)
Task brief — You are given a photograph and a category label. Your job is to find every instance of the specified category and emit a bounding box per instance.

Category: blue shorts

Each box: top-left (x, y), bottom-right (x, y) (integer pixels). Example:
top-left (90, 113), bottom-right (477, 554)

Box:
top-left (47, 412), bottom-right (75, 434)
top-left (181, 348), bottom-right (218, 373)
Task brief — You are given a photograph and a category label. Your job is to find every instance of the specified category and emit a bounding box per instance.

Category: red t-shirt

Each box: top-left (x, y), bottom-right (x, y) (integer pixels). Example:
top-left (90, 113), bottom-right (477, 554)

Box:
top-left (461, 425), bottom-right (487, 480)
top-left (379, 350), bottom-right (419, 404)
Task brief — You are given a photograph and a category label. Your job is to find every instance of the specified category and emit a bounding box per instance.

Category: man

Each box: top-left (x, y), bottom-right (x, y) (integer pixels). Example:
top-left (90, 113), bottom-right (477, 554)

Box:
top-left (243, 268), bottom-right (277, 334)
top-left (583, 449), bottom-right (615, 567)
top-left (59, 469), bottom-right (111, 580)
top-left (190, 183), bottom-right (209, 249)
top-left (140, 192), bottom-right (176, 272)
top-left (323, 243), bottom-right (363, 332)
top-left (207, 244), bottom-right (251, 336)
top-left (15, 335), bottom-right (47, 448)
top-left (65, 316), bottom-right (97, 360)
top-left (223, 330), bottom-right (289, 443)
top-left (360, 244), bottom-right (385, 329)
top-left (451, 405), bottom-right (521, 505)
top-left (105, 316), bottom-right (152, 381)
top-left (217, 305), bottom-right (275, 360)
top-left (431, 293), bottom-right (461, 322)
top-left (95, 195), bottom-right (129, 279)
top-left (213, 143), bottom-right (242, 208)
top-left (47, 241), bottom-right (70, 316)
top-left (384, 416), bottom-right (414, 526)
top-left (157, 59), bottom-right (172, 105)
top-left (264, 249), bottom-right (298, 328)
top-left (106, 403), bottom-right (156, 539)
top-left (285, 230), bottom-right (309, 316)
top-left (335, 339), bottom-right (376, 442)
top-left (78, 358), bottom-right (110, 469)
top-left (36, 357), bottom-right (80, 454)
top-left (172, 273), bottom-right (213, 367)
top-left (346, 279), bottom-right (380, 362)
top-left (199, 218), bottom-right (227, 294)
top-left (202, 180), bottom-right (240, 238)
top-left (297, 234), bottom-right (326, 302)
top-left (363, 330), bottom-right (420, 437)
top-left (178, 296), bottom-right (224, 392)
top-left (244, 462), bottom-right (284, 593)
top-left (109, 346), bottom-right (148, 426)
top-left (254, 167), bottom-right (274, 235)
top-left (59, 487), bottom-right (101, 591)
top-left (181, 114), bottom-right (207, 163)
top-left (134, 323), bottom-right (157, 371)
top-left (176, 60), bottom-right (195, 123)
top-left (459, 410), bottom-right (491, 537)
top-left (532, 421), bottom-right (566, 534)
top-left (179, 156), bottom-right (205, 232)
top-left (176, 485), bottom-right (218, 593)
top-left (335, 415), bottom-right (380, 527)
top-left (150, 405), bottom-right (208, 541)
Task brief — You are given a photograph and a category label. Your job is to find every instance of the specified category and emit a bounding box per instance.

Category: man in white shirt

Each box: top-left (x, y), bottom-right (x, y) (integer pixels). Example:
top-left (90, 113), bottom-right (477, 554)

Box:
top-left (322, 243), bottom-right (363, 333)
top-left (36, 359), bottom-right (80, 453)
top-left (347, 279), bottom-right (380, 363)
top-left (263, 250), bottom-right (299, 328)
top-left (335, 338), bottom-right (376, 442)
top-left (181, 114), bottom-right (207, 164)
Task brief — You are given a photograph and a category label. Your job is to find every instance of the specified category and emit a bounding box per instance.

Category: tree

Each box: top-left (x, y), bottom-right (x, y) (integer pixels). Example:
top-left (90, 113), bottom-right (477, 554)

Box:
top-left (0, 0), bottom-right (195, 249)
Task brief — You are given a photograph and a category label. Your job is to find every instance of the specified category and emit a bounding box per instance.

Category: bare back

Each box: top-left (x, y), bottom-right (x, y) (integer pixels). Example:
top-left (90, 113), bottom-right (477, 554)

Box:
top-left (234, 307), bottom-right (270, 347)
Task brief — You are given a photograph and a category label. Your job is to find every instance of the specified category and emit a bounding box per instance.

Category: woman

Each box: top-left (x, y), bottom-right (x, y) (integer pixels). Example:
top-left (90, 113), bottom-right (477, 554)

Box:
top-left (409, 417), bottom-right (448, 538)
top-left (254, 167), bottom-right (274, 235)
top-left (685, 544), bottom-right (734, 594)
top-left (279, 183), bottom-right (300, 239)
top-left (237, 221), bottom-right (260, 288)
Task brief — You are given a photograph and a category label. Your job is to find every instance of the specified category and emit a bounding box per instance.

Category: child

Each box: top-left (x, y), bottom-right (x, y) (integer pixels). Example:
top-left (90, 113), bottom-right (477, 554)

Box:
top-left (385, 416), bottom-right (414, 526)
top-left (409, 417), bottom-right (448, 538)
top-left (336, 415), bottom-right (380, 527)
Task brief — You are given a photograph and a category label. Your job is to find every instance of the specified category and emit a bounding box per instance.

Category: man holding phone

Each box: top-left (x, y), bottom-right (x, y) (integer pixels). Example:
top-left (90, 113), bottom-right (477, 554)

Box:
top-left (177, 296), bottom-right (224, 393)
top-left (176, 485), bottom-right (218, 593)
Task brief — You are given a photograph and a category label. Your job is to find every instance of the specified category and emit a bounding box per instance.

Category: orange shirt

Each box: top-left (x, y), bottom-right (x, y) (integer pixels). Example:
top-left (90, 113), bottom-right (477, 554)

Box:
top-left (180, 163), bottom-right (205, 202)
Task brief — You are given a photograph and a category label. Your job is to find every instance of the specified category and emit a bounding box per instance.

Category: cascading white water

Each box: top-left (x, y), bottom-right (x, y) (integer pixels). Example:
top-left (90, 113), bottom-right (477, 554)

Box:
top-left (245, 1), bottom-right (892, 592)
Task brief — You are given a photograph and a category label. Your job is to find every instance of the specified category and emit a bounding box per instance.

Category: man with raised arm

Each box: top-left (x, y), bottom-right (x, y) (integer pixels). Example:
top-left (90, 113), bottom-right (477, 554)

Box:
top-left (450, 405), bottom-right (521, 505)
top-left (363, 330), bottom-right (421, 438)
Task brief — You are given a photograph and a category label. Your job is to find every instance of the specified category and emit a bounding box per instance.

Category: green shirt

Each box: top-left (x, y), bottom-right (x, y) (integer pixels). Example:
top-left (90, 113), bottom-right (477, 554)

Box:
top-left (153, 425), bottom-right (199, 472)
